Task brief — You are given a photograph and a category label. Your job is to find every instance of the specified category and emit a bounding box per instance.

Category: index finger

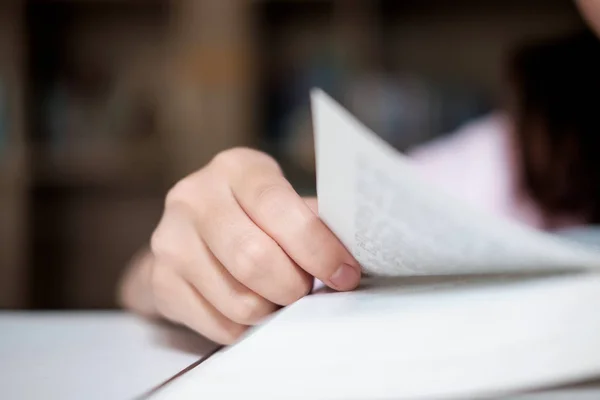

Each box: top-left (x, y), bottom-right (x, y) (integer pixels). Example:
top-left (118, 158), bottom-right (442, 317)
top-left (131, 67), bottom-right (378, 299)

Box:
top-left (228, 162), bottom-right (361, 291)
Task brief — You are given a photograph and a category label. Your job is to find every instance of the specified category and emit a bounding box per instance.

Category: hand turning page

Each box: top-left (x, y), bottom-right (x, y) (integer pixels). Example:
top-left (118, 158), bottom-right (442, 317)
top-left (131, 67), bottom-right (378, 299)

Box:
top-left (149, 90), bottom-right (600, 400)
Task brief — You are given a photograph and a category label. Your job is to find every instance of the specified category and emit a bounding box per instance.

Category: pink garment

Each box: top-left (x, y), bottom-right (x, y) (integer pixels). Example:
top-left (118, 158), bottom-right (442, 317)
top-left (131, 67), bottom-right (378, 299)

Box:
top-left (408, 113), bottom-right (581, 230)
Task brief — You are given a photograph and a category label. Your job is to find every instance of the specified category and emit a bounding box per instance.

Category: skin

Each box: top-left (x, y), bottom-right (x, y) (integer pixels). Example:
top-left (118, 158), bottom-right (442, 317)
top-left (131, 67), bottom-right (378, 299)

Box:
top-left (577, 0), bottom-right (600, 36)
top-left (118, 148), bottom-right (360, 344)
top-left (119, 2), bottom-right (600, 345)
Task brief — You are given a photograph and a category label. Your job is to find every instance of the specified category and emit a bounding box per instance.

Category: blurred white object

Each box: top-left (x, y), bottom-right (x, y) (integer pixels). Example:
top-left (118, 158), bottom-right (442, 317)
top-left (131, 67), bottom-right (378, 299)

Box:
top-left (0, 312), bottom-right (215, 400)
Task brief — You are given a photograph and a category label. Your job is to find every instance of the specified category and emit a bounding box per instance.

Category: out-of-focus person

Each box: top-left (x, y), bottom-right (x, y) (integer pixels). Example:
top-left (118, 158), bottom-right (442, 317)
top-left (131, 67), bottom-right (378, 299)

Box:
top-left (411, 28), bottom-right (600, 231)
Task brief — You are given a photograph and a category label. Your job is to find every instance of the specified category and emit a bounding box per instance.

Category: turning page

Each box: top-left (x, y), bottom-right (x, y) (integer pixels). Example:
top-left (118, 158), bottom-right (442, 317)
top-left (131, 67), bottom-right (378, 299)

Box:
top-left (312, 89), bottom-right (600, 275)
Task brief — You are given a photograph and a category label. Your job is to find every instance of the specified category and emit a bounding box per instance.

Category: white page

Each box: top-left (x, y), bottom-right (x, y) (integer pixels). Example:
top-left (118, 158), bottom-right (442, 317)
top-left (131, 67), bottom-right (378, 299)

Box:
top-left (151, 273), bottom-right (600, 400)
top-left (312, 89), bottom-right (600, 276)
top-left (0, 312), bottom-right (214, 400)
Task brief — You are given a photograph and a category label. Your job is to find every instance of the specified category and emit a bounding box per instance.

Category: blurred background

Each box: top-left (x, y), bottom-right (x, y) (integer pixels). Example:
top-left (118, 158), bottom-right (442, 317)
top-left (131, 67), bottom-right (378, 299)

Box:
top-left (0, 0), bottom-right (588, 310)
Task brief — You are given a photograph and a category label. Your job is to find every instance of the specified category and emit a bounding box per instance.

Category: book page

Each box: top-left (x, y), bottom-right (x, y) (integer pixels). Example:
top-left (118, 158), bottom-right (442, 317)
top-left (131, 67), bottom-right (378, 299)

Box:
top-left (312, 89), bottom-right (600, 276)
top-left (151, 273), bottom-right (600, 400)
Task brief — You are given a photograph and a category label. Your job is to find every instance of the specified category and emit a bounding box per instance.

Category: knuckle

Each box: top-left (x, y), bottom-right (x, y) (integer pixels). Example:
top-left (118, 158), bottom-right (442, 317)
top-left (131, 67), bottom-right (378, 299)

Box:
top-left (233, 236), bottom-right (272, 283)
top-left (211, 147), bottom-right (281, 173)
top-left (211, 147), bottom-right (250, 170)
top-left (165, 175), bottom-right (198, 209)
top-left (255, 182), bottom-right (288, 205)
top-left (252, 183), bottom-right (291, 217)
top-left (149, 227), bottom-right (166, 257)
top-left (150, 228), bottom-right (193, 272)
top-left (150, 227), bottom-right (195, 271)
top-left (229, 294), bottom-right (269, 325)
top-left (218, 324), bottom-right (247, 345)
top-left (165, 172), bottom-right (218, 226)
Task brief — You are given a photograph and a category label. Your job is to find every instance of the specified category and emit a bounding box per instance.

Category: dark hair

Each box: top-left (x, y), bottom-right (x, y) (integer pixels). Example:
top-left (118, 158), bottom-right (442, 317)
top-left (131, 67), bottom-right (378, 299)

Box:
top-left (509, 29), bottom-right (600, 227)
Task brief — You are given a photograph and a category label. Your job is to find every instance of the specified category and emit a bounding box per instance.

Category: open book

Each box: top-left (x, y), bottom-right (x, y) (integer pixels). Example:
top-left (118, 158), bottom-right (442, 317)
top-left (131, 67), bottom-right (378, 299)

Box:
top-left (150, 90), bottom-right (600, 399)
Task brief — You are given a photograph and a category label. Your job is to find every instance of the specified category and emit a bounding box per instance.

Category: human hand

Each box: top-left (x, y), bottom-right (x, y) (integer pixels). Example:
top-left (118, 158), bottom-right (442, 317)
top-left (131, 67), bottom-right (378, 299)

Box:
top-left (143, 148), bottom-right (360, 344)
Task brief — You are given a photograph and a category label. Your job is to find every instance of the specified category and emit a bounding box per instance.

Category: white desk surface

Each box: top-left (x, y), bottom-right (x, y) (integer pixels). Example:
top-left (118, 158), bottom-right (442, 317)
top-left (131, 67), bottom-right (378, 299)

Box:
top-left (0, 311), bottom-right (217, 400)
top-left (2, 311), bottom-right (600, 400)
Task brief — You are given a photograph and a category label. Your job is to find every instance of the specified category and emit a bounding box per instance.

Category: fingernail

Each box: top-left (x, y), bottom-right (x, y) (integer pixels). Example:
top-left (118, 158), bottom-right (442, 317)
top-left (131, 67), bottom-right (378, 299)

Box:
top-left (329, 263), bottom-right (360, 290)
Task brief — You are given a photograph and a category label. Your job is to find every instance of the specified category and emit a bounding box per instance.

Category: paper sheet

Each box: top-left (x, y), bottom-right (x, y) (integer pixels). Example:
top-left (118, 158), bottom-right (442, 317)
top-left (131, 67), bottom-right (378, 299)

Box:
top-left (151, 273), bottom-right (600, 400)
top-left (312, 89), bottom-right (600, 275)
